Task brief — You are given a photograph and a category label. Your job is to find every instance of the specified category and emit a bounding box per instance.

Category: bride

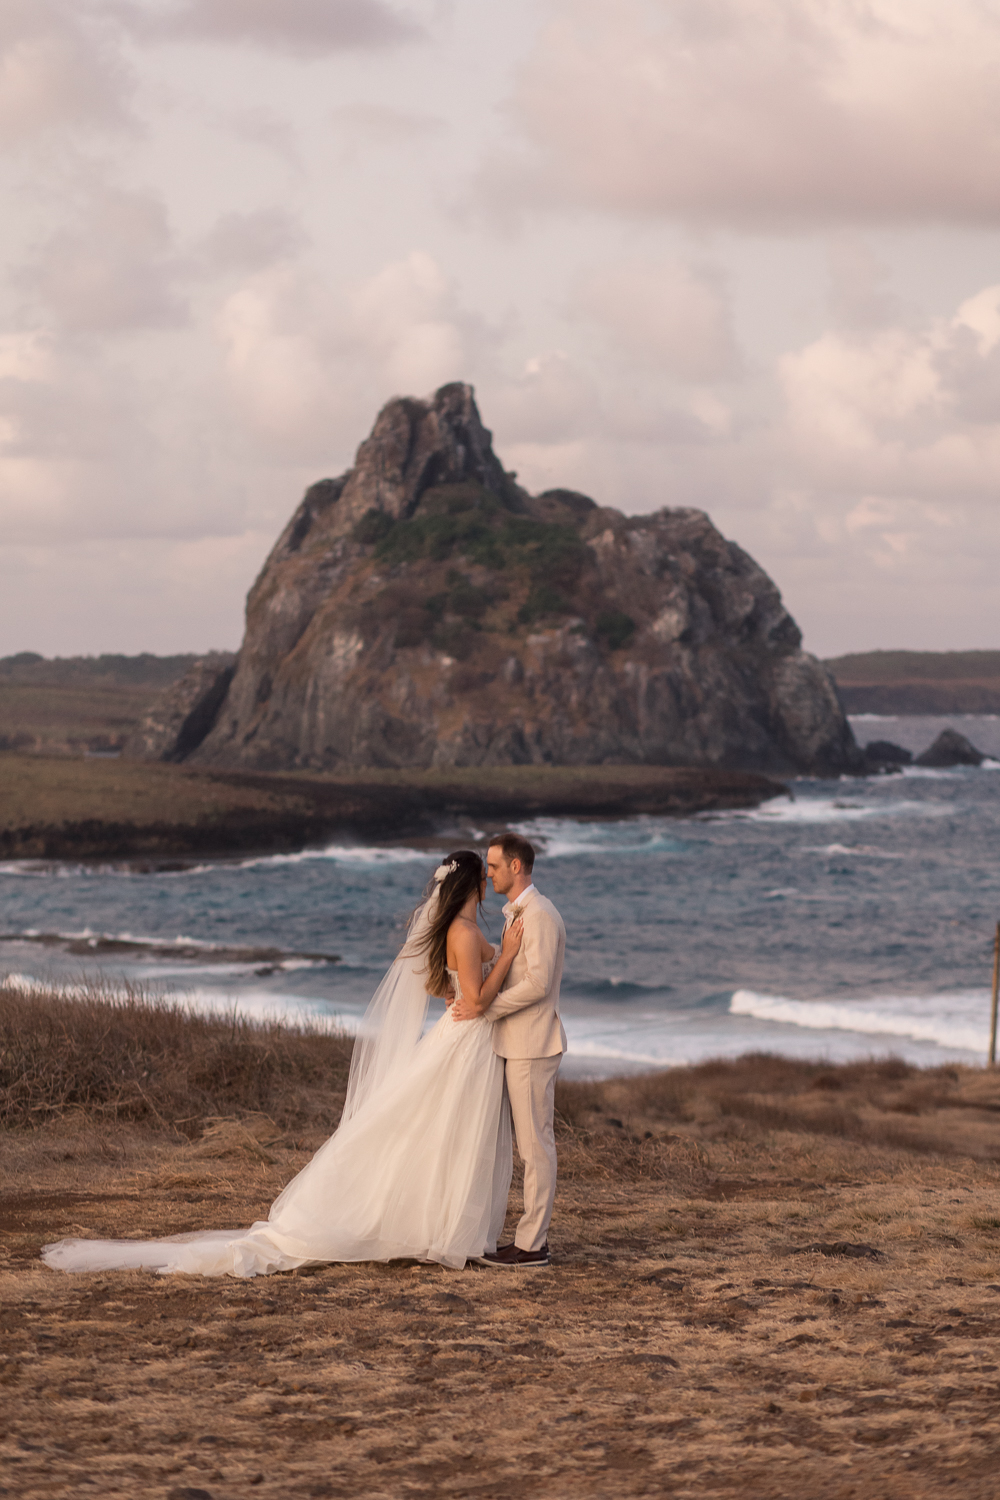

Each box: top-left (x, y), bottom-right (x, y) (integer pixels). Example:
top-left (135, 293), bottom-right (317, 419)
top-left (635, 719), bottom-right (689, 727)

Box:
top-left (42, 850), bottom-right (523, 1277)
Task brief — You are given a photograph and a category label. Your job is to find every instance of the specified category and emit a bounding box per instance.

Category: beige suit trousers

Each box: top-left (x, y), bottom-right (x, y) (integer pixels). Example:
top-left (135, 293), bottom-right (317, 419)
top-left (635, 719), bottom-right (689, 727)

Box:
top-left (504, 1053), bottom-right (562, 1251)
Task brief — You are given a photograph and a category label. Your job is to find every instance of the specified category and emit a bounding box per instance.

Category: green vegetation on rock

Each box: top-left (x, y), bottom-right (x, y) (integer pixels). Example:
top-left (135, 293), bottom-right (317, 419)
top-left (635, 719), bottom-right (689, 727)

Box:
top-left (518, 584), bottom-right (573, 625)
top-left (595, 610), bottom-right (637, 650)
top-left (351, 508), bottom-right (396, 546)
top-left (372, 484), bottom-right (590, 591)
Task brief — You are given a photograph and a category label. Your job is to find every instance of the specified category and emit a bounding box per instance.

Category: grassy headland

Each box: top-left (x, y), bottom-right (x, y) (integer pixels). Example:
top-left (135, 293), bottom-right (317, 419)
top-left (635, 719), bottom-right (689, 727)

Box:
top-left (3, 982), bottom-right (1000, 1497)
top-left (0, 652), bottom-right (204, 754)
top-left (0, 752), bottom-right (787, 862)
top-left (826, 650), bottom-right (1000, 714)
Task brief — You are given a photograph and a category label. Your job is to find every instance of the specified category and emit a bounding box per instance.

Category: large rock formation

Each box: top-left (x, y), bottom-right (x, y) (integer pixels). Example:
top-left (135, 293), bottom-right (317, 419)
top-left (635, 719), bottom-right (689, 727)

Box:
top-left (172, 383), bottom-right (857, 774)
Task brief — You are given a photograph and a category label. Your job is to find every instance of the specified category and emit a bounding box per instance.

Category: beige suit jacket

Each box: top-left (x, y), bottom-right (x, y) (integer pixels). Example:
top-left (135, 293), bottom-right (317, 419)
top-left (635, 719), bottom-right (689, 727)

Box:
top-left (487, 887), bottom-right (568, 1060)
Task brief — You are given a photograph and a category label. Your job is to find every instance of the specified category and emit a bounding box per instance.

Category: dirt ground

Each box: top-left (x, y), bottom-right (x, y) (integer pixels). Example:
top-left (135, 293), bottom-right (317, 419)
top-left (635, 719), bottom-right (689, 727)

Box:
top-left (4, 1090), bottom-right (1000, 1500)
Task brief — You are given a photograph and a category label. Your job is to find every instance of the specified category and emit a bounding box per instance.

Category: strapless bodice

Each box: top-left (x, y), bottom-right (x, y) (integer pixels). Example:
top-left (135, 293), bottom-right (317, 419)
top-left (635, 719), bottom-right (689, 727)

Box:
top-left (446, 957), bottom-right (495, 1002)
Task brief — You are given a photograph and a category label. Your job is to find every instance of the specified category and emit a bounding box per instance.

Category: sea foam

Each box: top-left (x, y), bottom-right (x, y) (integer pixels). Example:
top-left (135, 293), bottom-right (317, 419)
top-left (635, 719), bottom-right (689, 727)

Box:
top-left (730, 987), bottom-right (989, 1057)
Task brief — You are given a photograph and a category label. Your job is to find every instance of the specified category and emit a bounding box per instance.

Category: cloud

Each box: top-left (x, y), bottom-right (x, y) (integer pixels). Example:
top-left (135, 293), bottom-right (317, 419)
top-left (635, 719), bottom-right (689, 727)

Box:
top-left (17, 183), bottom-right (187, 333)
top-left (0, 0), bottom-right (133, 148)
top-left (0, 343), bottom-right (223, 544)
top-left (673, 279), bottom-right (1000, 646)
top-left (487, 0), bottom-right (1000, 226)
top-left (1, 241), bottom-right (482, 557)
top-left (349, 252), bottom-right (473, 391)
top-left (825, 236), bottom-right (901, 332)
top-left (212, 250), bottom-right (480, 457)
top-left (214, 267), bottom-right (341, 453)
top-left (199, 208), bottom-right (308, 276)
top-left (484, 352), bottom-right (601, 447)
top-left (115, 0), bottom-right (423, 55)
top-left (570, 259), bottom-right (740, 380)
top-left (483, 349), bottom-right (731, 455)
top-left (0, 333), bottom-right (51, 383)
top-left (328, 102), bottom-right (447, 161)
top-left (472, 276), bottom-right (1000, 650)
top-left (224, 107), bottom-right (301, 168)
top-left (777, 285), bottom-right (1000, 510)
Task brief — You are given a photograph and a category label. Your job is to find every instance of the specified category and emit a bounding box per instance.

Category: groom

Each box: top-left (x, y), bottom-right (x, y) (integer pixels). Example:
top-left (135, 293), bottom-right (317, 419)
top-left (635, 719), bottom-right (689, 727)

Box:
top-left (453, 832), bottom-right (567, 1268)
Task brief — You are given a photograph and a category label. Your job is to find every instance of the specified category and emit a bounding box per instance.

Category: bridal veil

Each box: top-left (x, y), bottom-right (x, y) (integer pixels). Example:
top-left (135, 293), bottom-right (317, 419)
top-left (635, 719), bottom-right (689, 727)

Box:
top-left (41, 879), bottom-right (513, 1277)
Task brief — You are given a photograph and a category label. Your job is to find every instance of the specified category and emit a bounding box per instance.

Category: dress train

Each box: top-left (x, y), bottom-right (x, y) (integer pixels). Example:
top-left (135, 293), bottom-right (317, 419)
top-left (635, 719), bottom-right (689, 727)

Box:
top-left (42, 997), bottom-right (512, 1277)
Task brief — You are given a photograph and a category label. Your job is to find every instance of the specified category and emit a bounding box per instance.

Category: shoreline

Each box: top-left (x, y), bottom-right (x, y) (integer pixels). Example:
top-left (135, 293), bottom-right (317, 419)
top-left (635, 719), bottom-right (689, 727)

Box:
top-left (0, 754), bottom-right (787, 862)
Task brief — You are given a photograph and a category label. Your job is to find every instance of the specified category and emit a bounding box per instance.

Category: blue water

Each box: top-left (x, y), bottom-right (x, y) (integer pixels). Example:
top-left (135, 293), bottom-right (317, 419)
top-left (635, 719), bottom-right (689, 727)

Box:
top-left (3, 716), bottom-right (999, 1078)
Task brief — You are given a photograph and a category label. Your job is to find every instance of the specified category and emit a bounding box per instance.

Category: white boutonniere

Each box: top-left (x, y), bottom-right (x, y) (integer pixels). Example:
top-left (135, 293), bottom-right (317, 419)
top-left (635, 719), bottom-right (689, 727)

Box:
top-left (507, 904), bottom-right (524, 923)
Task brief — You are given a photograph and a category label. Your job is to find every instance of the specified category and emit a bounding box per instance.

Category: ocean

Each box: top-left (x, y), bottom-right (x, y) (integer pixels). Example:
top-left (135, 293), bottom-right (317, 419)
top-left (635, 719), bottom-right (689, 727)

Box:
top-left (3, 714), bottom-right (999, 1079)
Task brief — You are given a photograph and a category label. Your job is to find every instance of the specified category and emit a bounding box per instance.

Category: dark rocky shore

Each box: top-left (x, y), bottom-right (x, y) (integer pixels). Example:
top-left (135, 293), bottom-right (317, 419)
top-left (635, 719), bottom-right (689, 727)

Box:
top-left (0, 754), bottom-right (786, 863)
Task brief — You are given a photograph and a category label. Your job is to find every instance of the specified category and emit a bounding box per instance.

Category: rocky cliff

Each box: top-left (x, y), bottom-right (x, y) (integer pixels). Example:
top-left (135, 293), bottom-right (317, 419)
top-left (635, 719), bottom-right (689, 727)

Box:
top-left (171, 383), bottom-right (857, 774)
top-left (123, 653), bottom-right (236, 762)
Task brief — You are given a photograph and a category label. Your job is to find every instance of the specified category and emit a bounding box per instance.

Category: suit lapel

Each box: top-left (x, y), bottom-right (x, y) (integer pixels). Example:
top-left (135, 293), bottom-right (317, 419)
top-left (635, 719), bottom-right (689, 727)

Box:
top-left (501, 889), bottom-right (536, 983)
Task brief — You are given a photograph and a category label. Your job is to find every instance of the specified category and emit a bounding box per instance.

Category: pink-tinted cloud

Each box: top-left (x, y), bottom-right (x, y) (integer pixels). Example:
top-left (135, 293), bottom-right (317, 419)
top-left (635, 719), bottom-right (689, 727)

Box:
top-left (199, 208), bottom-right (308, 276)
top-left (212, 251), bottom-right (483, 457)
top-left (0, 0), bottom-right (133, 148)
top-left (114, 0), bottom-right (423, 55)
top-left (486, 0), bottom-right (1000, 226)
top-left (776, 284), bottom-right (1000, 509)
top-left (17, 183), bottom-right (187, 333)
top-left (328, 102), bottom-right (447, 163)
top-left (570, 259), bottom-right (741, 380)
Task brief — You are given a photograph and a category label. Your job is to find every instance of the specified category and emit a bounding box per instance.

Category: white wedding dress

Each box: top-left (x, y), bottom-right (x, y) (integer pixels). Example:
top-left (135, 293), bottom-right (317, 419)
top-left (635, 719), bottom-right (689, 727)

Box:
top-left (42, 896), bottom-right (513, 1277)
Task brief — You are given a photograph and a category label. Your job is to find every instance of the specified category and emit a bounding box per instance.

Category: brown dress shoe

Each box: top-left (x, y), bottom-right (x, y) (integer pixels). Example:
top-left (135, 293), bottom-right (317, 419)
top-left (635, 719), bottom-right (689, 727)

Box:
top-left (476, 1242), bottom-right (550, 1268)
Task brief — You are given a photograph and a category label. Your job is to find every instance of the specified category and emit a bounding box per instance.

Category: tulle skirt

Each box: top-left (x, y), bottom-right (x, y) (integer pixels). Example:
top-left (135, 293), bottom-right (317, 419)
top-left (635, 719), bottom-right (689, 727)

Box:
top-left (42, 1010), bottom-right (512, 1277)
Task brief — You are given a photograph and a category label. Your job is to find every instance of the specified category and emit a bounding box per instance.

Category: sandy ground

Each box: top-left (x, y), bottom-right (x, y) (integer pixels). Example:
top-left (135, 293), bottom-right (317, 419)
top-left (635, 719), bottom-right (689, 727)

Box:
top-left (4, 1102), bottom-right (1000, 1500)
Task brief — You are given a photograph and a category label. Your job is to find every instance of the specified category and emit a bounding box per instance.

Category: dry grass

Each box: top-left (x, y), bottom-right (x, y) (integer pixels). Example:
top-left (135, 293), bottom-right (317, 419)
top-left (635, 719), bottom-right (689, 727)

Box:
top-left (5, 980), bottom-right (1000, 1167)
top-left (0, 653), bottom-right (201, 753)
top-left (0, 681), bottom-right (161, 754)
top-left (6, 984), bottom-right (1000, 1497)
top-left (0, 753), bottom-right (322, 856)
top-left (0, 981), bottom-right (354, 1133)
top-left (556, 1050), bottom-right (1000, 1166)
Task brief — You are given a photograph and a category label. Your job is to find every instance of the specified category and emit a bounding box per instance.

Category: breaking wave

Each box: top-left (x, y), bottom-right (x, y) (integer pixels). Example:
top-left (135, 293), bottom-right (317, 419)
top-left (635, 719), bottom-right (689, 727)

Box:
top-left (730, 988), bottom-right (989, 1057)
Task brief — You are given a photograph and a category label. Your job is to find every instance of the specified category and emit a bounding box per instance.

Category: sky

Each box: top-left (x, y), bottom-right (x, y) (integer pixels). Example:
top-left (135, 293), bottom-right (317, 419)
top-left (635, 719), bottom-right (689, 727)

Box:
top-left (2, 0), bottom-right (1000, 660)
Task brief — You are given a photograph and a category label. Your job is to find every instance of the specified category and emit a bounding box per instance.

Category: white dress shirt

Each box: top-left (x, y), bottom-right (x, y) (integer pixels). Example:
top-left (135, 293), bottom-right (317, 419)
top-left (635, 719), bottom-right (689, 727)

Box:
top-left (502, 883), bottom-right (536, 925)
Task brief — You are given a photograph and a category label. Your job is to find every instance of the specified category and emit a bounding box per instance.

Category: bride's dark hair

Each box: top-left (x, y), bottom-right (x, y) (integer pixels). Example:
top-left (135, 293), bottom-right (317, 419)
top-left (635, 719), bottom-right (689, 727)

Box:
top-left (411, 849), bottom-right (485, 997)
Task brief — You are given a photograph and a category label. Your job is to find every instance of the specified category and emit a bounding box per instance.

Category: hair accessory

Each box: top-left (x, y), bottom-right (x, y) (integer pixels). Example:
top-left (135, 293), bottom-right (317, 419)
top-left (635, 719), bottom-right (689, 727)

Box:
top-left (434, 860), bottom-right (459, 882)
